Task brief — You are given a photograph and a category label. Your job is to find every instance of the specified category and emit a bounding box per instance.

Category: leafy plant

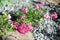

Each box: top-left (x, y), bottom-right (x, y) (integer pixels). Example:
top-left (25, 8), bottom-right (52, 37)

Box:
top-left (0, 13), bottom-right (14, 36)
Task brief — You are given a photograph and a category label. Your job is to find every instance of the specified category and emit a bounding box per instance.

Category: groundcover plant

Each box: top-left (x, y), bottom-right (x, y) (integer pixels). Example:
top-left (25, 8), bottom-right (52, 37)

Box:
top-left (0, 0), bottom-right (59, 40)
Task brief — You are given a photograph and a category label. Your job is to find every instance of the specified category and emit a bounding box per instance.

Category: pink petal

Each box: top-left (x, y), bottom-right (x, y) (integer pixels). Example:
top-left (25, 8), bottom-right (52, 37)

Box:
top-left (44, 13), bottom-right (50, 20)
top-left (35, 4), bottom-right (39, 10)
top-left (13, 21), bottom-right (18, 27)
top-left (17, 24), bottom-right (29, 34)
top-left (51, 12), bottom-right (58, 19)
top-left (27, 24), bottom-right (34, 32)
top-left (20, 16), bottom-right (24, 20)
top-left (22, 7), bottom-right (28, 14)
top-left (41, 2), bottom-right (45, 6)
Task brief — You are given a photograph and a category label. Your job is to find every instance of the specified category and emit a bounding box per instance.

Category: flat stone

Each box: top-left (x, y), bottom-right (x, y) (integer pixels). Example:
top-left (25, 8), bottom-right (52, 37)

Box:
top-left (3, 31), bottom-right (34, 40)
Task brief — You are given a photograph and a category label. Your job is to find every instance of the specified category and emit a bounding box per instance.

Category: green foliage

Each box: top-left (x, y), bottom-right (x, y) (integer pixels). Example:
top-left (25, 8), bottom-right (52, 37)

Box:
top-left (0, 3), bottom-right (47, 36)
top-left (0, 13), bottom-right (14, 36)
top-left (0, 0), bottom-right (13, 8)
top-left (14, 6), bottom-right (46, 26)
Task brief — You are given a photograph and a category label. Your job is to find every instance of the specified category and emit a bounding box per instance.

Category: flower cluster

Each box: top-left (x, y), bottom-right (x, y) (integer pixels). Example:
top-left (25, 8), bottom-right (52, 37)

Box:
top-left (44, 12), bottom-right (58, 20)
top-left (51, 12), bottom-right (58, 19)
top-left (13, 22), bottom-right (34, 34)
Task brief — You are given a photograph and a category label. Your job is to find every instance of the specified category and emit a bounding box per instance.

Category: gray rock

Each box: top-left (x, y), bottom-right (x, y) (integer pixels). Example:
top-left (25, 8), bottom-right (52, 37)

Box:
top-left (3, 31), bottom-right (34, 40)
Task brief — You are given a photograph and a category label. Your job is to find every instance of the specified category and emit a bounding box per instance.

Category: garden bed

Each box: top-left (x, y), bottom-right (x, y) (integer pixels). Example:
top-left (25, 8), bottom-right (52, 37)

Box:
top-left (0, 0), bottom-right (60, 40)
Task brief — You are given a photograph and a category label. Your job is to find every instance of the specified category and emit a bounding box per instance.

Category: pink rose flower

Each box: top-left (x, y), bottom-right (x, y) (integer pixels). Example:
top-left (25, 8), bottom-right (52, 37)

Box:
top-left (13, 21), bottom-right (18, 27)
top-left (41, 2), bottom-right (45, 6)
top-left (35, 4), bottom-right (39, 10)
top-left (27, 24), bottom-right (34, 32)
top-left (22, 7), bottom-right (28, 14)
top-left (40, 2), bottom-right (45, 9)
top-left (20, 16), bottom-right (24, 20)
top-left (17, 24), bottom-right (29, 34)
top-left (51, 12), bottom-right (58, 19)
top-left (44, 13), bottom-right (50, 20)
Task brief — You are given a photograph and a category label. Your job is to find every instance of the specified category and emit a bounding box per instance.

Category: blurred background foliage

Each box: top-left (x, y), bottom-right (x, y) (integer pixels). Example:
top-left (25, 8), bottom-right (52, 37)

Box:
top-left (0, 0), bottom-right (13, 8)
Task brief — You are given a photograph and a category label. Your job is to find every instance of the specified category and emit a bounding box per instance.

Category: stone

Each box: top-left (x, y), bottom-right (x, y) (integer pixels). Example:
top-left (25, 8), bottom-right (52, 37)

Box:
top-left (3, 31), bottom-right (34, 40)
top-left (46, 0), bottom-right (60, 6)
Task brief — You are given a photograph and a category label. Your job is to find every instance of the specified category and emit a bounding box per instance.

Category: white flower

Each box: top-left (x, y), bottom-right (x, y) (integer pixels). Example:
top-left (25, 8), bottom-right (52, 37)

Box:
top-left (8, 14), bottom-right (11, 20)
